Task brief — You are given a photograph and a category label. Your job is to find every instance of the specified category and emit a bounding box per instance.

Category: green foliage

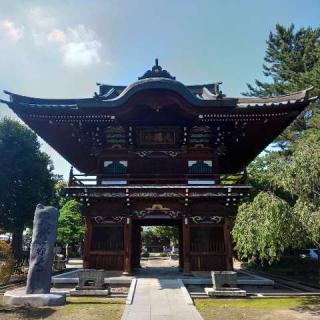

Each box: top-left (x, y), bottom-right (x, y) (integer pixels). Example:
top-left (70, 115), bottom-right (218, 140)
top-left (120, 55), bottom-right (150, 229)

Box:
top-left (141, 226), bottom-right (178, 246)
top-left (51, 179), bottom-right (68, 208)
top-left (0, 241), bottom-right (15, 285)
top-left (245, 255), bottom-right (320, 285)
top-left (57, 200), bottom-right (85, 246)
top-left (233, 24), bottom-right (320, 264)
top-left (244, 24), bottom-right (320, 147)
top-left (244, 24), bottom-right (320, 97)
top-left (233, 192), bottom-right (303, 263)
top-left (275, 130), bottom-right (320, 202)
top-left (0, 118), bottom-right (55, 230)
top-left (0, 118), bottom-right (55, 259)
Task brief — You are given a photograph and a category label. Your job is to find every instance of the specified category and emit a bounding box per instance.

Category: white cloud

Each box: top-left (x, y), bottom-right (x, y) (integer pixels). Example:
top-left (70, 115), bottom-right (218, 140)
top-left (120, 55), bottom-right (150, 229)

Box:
top-left (47, 29), bottom-right (66, 43)
top-left (0, 20), bottom-right (24, 42)
top-left (28, 7), bottom-right (56, 28)
top-left (60, 25), bottom-right (102, 68)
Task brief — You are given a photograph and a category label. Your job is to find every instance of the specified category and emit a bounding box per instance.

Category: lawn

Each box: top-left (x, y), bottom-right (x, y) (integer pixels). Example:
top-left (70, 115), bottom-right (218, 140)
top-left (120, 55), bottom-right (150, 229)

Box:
top-left (195, 297), bottom-right (320, 320)
top-left (0, 295), bottom-right (125, 320)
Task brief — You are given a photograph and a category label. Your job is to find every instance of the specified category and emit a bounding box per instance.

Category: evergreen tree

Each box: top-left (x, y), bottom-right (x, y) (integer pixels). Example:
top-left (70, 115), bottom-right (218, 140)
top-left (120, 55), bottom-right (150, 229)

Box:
top-left (233, 25), bottom-right (320, 264)
top-left (0, 118), bottom-right (55, 260)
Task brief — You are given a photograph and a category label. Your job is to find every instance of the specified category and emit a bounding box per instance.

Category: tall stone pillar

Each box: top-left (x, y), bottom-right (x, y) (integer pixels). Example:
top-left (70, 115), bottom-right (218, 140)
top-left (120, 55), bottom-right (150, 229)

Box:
top-left (26, 204), bottom-right (59, 294)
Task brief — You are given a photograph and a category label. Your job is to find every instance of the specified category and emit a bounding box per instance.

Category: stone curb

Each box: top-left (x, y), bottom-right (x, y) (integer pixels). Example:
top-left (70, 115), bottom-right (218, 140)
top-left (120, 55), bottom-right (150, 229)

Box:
top-left (178, 279), bottom-right (194, 305)
top-left (126, 278), bottom-right (137, 305)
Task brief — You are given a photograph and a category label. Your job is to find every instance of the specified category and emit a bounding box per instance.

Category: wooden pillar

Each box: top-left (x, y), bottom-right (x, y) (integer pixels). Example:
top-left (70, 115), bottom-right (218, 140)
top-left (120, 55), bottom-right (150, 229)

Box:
top-left (178, 222), bottom-right (184, 271)
top-left (123, 217), bottom-right (132, 275)
top-left (83, 216), bottom-right (92, 269)
top-left (223, 217), bottom-right (233, 271)
top-left (131, 224), bottom-right (142, 269)
top-left (183, 217), bottom-right (191, 274)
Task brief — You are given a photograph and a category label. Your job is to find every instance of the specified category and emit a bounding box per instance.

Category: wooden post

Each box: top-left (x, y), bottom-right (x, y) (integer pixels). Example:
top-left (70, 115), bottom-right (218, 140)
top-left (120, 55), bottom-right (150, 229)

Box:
top-left (223, 217), bottom-right (233, 271)
top-left (83, 216), bottom-right (92, 269)
top-left (183, 217), bottom-right (191, 274)
top-left (123, 217), bottom-right (132, 275)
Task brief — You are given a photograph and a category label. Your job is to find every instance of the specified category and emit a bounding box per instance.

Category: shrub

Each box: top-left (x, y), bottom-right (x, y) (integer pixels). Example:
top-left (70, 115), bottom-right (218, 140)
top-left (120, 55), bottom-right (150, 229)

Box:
top-left (0, 240), bottom-right (15, 285)
top-left (141, 251), bottom-right (150, 258)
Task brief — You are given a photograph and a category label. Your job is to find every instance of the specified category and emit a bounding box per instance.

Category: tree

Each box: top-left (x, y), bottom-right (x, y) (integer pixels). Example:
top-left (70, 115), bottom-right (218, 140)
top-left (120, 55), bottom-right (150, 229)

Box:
top-left (56, 200), bottom-right (85, 258)
top-left (244, 24), bottom-right (320, 97)
top-left (244, 24), bottom-right (320, 147)
top-left (141, 226), bottom-right (179, 247)
top-left (0, 118), bottom-right (55, 261)
top-left (51, 179), bottom-right (68, 209)
top-left (233, 192), bottom-right (304, 263)
top-left (232, 24), bottom-right (320, 264)
top-left (152, 226), bottom-right (179, 245)
top-left (233, 132), bottom-right (320, 263)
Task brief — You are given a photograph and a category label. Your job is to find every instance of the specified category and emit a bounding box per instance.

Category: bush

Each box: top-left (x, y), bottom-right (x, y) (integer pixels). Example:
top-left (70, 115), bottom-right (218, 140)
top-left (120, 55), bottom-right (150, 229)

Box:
top-left (0, 240), bottom-right (15, 285)
top-left (247, 255), bottom-right (318, 276)
top-left (141, 251), bottom-right (150, 258)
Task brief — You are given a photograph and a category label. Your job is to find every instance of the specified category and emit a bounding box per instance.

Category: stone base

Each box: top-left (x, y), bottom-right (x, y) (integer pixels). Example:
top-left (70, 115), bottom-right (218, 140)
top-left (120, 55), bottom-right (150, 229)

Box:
top-left (4, 289), bottom-right (66, 307)
top-left (205, 287), bottom-right (246, 297)
top-left (69, 289), bottom-right (109, 296)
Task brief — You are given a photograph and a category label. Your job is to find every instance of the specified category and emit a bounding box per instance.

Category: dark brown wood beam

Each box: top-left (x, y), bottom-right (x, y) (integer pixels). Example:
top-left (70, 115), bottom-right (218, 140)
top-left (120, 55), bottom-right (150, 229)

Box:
top-left (123, 217), bottom-right (133, 275)
top-left (183, 217), bottom-right (191, 274)
top-left (223, 217), bottom-right (233, 271)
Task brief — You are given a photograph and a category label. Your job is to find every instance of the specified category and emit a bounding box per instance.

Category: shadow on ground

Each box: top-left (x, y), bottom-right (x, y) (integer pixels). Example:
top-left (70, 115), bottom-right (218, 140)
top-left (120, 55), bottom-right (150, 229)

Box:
top-left (0, 305), bottom-right (55, 319)
top-left (293, 297), bottom-right (320, 317)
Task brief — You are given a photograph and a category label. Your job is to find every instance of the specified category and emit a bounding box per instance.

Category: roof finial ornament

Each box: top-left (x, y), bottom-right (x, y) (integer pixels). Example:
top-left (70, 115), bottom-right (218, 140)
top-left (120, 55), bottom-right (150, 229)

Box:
top-left (138, 59), bottom-right (176, 80)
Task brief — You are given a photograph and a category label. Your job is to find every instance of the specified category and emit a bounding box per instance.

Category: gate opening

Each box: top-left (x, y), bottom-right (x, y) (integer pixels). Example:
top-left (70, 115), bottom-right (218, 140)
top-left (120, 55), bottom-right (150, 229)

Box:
top-left (131, 219), bottom-right (183, 275)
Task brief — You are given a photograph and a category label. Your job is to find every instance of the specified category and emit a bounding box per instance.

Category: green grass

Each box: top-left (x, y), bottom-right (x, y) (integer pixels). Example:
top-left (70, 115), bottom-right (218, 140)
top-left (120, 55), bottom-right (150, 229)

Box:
top-left (195, 297), bottom-right (320, 320)
top-left (0, 295), bottom-right (125, 320)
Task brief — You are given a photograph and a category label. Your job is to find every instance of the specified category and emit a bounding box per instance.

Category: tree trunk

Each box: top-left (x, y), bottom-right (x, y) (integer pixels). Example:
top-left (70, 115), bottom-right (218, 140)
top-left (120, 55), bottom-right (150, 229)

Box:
top-left (66, 243), bottom-right (69, 261)
top-left (11, 228), bottom-right (23, 262)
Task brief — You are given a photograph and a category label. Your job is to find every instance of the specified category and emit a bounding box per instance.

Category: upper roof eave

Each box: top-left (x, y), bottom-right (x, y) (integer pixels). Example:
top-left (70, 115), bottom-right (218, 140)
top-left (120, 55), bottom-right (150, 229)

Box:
top-left (0, 81), bottom-right (316, 111)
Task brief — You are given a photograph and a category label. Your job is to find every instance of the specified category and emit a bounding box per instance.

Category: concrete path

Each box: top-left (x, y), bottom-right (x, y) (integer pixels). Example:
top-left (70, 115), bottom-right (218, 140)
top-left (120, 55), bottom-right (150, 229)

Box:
top-left (121, 278), bottom-right (203, 320)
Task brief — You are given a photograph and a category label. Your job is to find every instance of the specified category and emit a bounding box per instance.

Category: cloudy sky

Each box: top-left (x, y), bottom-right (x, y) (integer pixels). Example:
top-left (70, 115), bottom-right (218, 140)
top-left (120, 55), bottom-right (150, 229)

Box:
top-left (0, 0), bottom-right (319, 178)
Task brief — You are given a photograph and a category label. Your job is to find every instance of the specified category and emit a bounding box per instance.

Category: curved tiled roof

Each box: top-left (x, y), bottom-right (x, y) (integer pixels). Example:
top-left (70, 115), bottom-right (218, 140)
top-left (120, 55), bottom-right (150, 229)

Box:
top-left (1, 78), bottom-right (316, 110)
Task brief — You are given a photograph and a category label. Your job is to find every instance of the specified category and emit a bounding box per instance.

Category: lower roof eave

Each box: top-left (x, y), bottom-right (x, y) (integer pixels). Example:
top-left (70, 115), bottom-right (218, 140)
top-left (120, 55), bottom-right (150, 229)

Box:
top-left (65, 184), bottom-right (253, 189)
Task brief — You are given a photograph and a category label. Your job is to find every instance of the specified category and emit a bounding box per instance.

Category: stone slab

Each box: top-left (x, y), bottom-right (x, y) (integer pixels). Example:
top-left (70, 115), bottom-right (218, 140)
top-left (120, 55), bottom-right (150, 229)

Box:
top-left (52, 269), bottom-right (133, 285)
top-left (4, 289), bottom-right (66, 307)
top-left (121, 279), bottom-right (203, 320)
top-left (26, 204), bottom-right (59, 294)
top-left (69, 288), bottom-right (109, 296)
top-left (205, 287), bottom-right (246, 297)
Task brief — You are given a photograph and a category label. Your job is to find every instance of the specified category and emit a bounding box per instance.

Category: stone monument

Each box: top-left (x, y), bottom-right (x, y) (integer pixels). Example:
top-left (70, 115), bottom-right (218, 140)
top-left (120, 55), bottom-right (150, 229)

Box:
top-left (70, 269), bottom-right (109, 296)
top-left (4, 204), bottom-right (66, 306)
top-left (205, 271), bottom-right (246, 297)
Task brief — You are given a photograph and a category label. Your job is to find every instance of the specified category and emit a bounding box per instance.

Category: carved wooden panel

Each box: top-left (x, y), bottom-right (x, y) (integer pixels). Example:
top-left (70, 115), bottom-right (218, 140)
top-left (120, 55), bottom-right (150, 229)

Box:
top-left (190, 226), bottom-right (225, 252)
top-left (90, 226), bottom-right (124, 251)
top-left (190, 254), bottom-right (227, 271)
top-left (89, 254), bottom-right (124, 270)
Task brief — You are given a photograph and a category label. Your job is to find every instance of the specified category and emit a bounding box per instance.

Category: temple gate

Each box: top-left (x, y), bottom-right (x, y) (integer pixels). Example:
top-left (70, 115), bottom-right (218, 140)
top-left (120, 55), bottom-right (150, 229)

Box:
top-left (1, 60), bottom-right (315, 273)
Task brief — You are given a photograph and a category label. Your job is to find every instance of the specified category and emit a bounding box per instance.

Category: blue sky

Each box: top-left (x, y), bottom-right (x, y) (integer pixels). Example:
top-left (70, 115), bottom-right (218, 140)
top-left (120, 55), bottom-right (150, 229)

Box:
top-left (0, 0), bottom-right (319, 179)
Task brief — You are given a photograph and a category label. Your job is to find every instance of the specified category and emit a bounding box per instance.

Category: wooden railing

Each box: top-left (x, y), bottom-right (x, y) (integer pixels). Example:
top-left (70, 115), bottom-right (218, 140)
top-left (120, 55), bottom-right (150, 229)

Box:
top-left (68, 168), bottom-right (247, 187)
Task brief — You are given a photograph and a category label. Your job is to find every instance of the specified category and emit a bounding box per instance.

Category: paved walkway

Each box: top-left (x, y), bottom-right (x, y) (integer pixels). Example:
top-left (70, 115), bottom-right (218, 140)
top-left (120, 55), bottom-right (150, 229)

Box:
top-left (121, 278), bottom-right (203, 320)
